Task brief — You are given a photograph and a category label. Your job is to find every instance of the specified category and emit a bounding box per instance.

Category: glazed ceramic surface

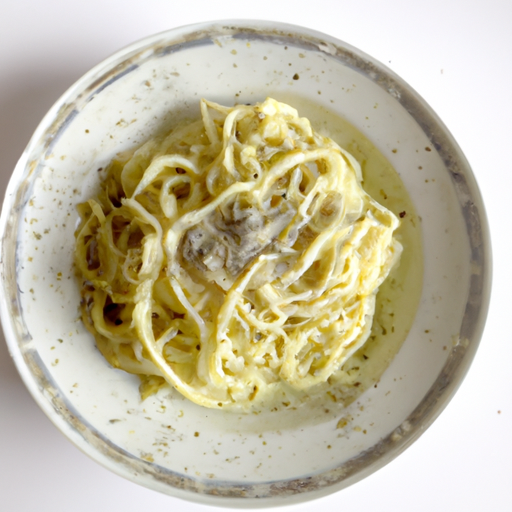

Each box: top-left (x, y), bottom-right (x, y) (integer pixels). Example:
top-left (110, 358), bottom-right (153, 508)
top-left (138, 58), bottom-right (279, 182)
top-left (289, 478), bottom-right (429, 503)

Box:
top-left (0, 21), bottom-right (490, 506)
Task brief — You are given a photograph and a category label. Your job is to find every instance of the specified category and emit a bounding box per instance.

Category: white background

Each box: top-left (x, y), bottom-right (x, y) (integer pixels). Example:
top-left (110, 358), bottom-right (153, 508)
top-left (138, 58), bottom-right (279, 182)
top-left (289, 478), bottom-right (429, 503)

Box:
top-left (1, 0), bottom-right (511, 510)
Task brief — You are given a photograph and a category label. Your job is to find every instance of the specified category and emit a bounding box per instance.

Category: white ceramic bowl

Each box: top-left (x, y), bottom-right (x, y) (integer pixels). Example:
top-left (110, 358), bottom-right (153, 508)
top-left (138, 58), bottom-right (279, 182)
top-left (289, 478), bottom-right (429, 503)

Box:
top-left (0, 20), bottom-right (491, 506)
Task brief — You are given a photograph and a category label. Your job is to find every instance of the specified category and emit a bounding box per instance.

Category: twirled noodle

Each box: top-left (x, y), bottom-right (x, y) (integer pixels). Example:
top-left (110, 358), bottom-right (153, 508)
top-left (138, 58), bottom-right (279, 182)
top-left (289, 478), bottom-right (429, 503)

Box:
top-left (75, 98), bottom-right (402, 410)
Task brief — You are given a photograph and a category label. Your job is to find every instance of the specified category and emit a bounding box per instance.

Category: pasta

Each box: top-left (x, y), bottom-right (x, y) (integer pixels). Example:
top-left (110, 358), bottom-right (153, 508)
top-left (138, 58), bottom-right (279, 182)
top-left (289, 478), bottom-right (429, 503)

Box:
top-left (75, 98), bottom-right (402, 410)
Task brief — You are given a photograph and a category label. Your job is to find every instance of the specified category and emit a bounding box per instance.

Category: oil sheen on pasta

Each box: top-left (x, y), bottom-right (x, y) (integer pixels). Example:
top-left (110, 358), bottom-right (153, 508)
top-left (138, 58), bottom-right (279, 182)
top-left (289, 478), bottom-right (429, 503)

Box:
top-left (75, 98), bottom-right (422, 413)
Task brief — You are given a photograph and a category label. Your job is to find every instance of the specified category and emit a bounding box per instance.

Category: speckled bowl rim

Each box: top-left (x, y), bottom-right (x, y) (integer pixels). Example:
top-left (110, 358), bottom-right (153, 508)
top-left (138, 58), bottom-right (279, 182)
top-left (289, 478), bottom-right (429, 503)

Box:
top-left (0, 20), bottom-right (492, 507)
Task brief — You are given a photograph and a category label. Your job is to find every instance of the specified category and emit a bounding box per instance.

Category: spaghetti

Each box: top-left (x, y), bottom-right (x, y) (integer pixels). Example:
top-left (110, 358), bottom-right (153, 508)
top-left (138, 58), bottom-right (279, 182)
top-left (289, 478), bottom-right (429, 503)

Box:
top-left (75, 98), bottom-right (402, 410)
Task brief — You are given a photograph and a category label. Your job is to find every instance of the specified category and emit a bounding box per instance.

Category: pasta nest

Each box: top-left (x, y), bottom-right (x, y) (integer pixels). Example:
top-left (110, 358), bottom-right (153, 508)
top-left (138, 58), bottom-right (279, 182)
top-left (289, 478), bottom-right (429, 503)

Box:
top-left (75, 98), bottom-right (402, 410)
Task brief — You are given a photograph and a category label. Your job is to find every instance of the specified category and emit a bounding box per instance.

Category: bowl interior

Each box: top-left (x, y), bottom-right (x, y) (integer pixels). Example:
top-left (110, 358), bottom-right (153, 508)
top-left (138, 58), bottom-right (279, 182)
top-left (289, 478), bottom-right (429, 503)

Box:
top-left (0, 21), bottom-right (489, 505)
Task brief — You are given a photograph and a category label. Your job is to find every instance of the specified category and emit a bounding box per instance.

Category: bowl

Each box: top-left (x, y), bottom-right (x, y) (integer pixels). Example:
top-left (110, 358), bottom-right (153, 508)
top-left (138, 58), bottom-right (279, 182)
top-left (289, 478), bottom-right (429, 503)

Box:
top-left (0, 20), bottom-right (491, 506)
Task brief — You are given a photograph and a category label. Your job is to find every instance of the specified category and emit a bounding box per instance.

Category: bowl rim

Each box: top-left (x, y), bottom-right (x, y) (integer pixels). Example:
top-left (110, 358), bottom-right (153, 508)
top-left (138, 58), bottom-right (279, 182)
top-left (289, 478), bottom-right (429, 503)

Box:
top-left (0, 19), bottom-right (492, 507)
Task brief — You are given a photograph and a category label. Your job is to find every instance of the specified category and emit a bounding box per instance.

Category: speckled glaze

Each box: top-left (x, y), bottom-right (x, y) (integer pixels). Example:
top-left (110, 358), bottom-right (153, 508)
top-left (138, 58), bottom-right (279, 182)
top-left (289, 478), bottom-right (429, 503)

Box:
top-left (0, 21), bottom-right (491, 506)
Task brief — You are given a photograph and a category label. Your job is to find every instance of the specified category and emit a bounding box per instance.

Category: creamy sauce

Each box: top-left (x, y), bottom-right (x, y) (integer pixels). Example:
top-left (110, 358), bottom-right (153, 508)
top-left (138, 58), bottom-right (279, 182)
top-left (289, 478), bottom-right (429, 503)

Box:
top-left (76, 97), bottom-right (422, 427)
